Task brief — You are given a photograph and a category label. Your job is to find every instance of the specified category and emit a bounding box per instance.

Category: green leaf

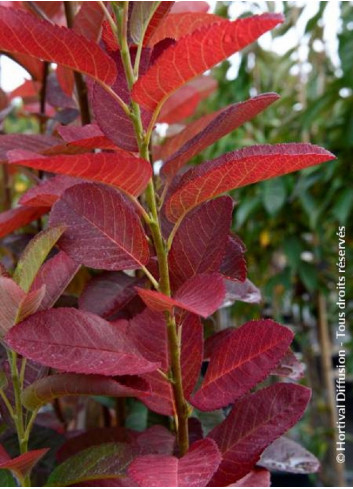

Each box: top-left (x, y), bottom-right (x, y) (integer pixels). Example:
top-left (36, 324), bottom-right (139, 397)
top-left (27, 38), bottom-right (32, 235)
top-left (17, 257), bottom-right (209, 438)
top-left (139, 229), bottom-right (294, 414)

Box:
top-left (299, 262), bottom-right (318, 292)
top-left (261, 177), bottom-right (287, 216)
top-left (46, 443), bottom-right (134, 486)
top-left (13, 226), bottom-right (65, 292)
top-left (0, 469), bottom-right (17, 487)
top-left (283, 236), bottom-right (304, 271)
top-left (125, 400), bottom-right (148, 432)
top-left (331, 187), bottom-right (353, 224)
top-left (195, 409), bottom-right (225, 435)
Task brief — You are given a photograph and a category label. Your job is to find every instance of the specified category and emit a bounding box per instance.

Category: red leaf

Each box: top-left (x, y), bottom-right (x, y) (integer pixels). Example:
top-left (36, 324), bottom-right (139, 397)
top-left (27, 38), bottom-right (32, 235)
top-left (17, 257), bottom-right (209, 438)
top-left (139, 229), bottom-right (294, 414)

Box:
top-left (162, 93), bottom-right (279, 179)
top-left (166, 143), bottom-right (335, 222)
top-left (89, 49), bottom-right (151, 152)
top-left (169, 197), bottom-right (233, 289)
top-left (0, 446), bottom-right (49, 480)
top-left (29, 251), bottom-right (79, 310)
top-left (158, 76), bottom-right (217, 125)
top-left (220, 234), bottom-right (247, 282)
top-left (229, 468), bottom-right (271, 487)
top-left (49, 183), bottom-right (150, 271)
top-left (79, 271), bottom-right (143, 319)
top-left (0, 205), bottom-right (48, 239)
top-left (258, 436), bottom-right (320, 474)
top-left (134, 425), bottom-right (175, 456)
top-left (127, 309), bottom-right (174, 415)
top-left (128, 438), bottom-right (221, 487)
top-left (191, 320), bottom-right (294, 411)
top-left (58, 123), bottom-right (103, 142)
top-left (208, 383), bottom-right (311, 485)
top-left (149, 12), bottom-right (223, 46)
top-left (8, 149), bottom-right (151, 197)
top-left (0, 6), bottom-right (117, 84)
top-left (144, 3), bottom-right (174, 46)
top-left (5, 308), bottom-right (159, 376)
top-left (128, 309), bottom-right (168, 369)
top-left (136, 272), bottom-right (225, 318)
top-left (22, 373), bottom-right (150, 411)
top-left (180, 314), bottom-right (203, 399)
top-left (19, 175), bottom-right (81, 208)
top-left (139, 371), bottom-right (175, 416)
top-left (132, 14), bottom-right (283, 111)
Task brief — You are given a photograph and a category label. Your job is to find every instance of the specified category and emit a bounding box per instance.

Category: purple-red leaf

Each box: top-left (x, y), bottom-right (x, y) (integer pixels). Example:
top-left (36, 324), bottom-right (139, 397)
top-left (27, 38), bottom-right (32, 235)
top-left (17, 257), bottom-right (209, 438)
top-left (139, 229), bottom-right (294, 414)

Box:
top-left (162, 93), bottom-right (279, 179)
top-left (0, 133), bottom-right (59, 162)
top-left (128, 438), bottom-right (221, 487)
top-left (89, 49), bottom-right (151, 153)
top-left (166, 144), bottom-right (335, 222)
top-left (49, 183), bottom-right (150, 271)
top-left (220, 234), bottom-right (247, 282)
top-left (19, 175), bottom-right (81, 208)
top-left (191, 320), bottom-right (294, 411)
top-left (169, 197), bottom-right (233, 289)
top-left (5, 308), bottom-right (159, 376)
top-left (0, 6), bottom-right (117, 84)
top-left (79, 271), bottom-right (143, 319)
top-left (181, 314), bottom-right (203, 399)
top-left (132, 14), bottom-right (283, 111)
top-left (29, 251), bottom-right (79, 310)
top-left (136, 272), bottom-right (225, 318)
top-left (22, 373), bottom-right (150, 411)
top-left (9, 149), bottom-right (151, 197)
top-left (0, 205), bottom-right (48, 238)
top-left (209, 383), bottom-right (311, 485)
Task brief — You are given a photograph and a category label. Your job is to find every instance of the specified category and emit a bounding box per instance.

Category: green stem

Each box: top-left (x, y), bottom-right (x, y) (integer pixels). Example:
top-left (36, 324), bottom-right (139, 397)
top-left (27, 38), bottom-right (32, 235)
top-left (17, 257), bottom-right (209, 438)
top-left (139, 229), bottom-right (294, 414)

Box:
top-left (105, 2), bottom-right (190, 454)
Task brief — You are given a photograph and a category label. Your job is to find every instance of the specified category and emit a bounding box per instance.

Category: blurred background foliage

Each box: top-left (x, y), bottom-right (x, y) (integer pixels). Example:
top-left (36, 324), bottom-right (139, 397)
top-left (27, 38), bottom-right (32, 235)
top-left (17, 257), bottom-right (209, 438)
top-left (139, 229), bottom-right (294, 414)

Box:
top-left (192, 1), bottom-right (352, 486)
